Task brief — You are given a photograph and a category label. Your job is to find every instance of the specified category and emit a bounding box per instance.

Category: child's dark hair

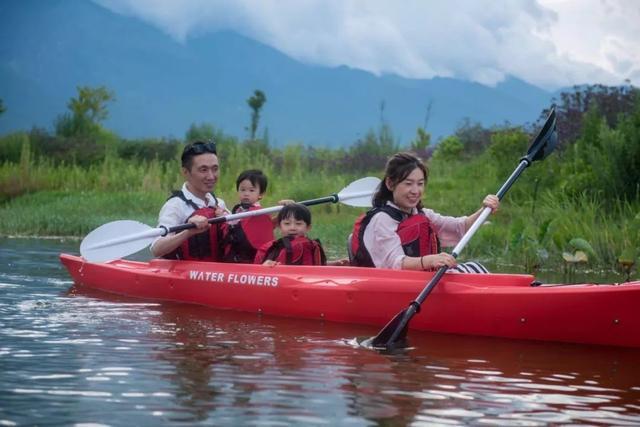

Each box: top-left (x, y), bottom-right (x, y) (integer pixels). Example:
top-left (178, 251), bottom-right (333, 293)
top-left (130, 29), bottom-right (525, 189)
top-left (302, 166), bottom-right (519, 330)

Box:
top-left (276, 203), bottom-right (311, 226)
top-left (236, 169), bottom-right (268, 194)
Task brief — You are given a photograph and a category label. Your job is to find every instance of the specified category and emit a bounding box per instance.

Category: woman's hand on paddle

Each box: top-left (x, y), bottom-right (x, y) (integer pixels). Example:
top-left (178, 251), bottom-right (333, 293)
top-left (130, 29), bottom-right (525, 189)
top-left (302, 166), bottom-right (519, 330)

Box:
top-left (422, 253), bottom-right (457, 270)
top-left (483, 194), bottom-right (499, 213)
top-left (465, 194), bottom-right (500, 230)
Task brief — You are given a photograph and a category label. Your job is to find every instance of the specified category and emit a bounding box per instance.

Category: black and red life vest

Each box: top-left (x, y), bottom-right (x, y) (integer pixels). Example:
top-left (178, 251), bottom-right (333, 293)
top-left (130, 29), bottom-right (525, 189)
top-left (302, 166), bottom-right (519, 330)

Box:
top-left (221, 204), bottom-right (274, 263)
top-left (254, 236), bottom-right (327, 266)
top-left (163, 191), bottom-right (223, 261)
top-left (351, 205), bottom-right (440, 267)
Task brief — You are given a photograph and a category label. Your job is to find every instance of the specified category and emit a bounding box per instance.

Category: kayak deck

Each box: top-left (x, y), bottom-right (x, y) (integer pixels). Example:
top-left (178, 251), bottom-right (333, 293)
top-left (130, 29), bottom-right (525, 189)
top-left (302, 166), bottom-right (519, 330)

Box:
top-left (59, 253), bottom-right (640, 348)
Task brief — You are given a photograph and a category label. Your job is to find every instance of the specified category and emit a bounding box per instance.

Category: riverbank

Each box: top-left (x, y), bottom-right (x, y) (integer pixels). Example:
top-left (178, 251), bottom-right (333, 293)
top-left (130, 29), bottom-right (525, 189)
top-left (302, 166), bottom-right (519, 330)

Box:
top-left (1, 186), bottom-right (637, 282)
top-left (2, 98), bottom-right (639, 279)
top-left (0, 189), bottom-right (365, 260)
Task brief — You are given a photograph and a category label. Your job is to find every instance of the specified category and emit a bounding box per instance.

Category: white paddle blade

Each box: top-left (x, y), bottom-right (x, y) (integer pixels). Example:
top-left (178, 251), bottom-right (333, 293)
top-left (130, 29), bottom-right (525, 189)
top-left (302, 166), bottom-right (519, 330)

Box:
top-left (80, 220), bottom-right (160, 263)
top-left (337, 176), bottom-right (381, 207)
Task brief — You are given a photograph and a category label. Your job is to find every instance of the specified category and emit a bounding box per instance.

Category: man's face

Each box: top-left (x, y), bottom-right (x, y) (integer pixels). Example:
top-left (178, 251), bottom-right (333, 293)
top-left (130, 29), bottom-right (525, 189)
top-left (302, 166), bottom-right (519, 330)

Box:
top-left (183, 153), bottom-right (219, 197)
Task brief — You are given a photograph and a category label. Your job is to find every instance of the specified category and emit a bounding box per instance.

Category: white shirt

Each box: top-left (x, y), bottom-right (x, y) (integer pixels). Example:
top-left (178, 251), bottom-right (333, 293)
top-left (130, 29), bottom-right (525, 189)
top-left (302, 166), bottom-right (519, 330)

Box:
top-left (150, 183), bottom-right (227, 250)
top-left (362, 202), bottom-right (467, 270)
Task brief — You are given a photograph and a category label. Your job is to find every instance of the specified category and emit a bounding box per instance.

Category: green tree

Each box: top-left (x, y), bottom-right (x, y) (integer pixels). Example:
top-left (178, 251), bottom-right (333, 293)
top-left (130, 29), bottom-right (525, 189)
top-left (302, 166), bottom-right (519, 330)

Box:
top-left (185, 122), bottom-right (215, 142)
top-left (541, 83), bottom-right (638, 147)
top-left (561, 98), bottom-right (640, 202)
top-left (454, 118), bottom-right (493, 156)
top-left (55, 85), bottom-right (115, 137)
top-left (432, 135), bottom-right (463, 161)
top-left (487, 128), bottom-right (529, 179)
top-left (0, 98), bottom-right (5, 116)
top-left (411, 127), bottom-right (431, 151)
top-left (247, 90), bottom-right (266, 140)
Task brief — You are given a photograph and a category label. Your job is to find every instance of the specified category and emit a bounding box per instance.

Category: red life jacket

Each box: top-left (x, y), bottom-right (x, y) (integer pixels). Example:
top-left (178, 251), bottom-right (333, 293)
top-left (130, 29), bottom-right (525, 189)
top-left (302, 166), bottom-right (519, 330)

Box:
top-left (163, 191), bottom-right (223, 261)
top-left (221, 204), bottom-right (274, 263)
top-left (254, 236), bottom-right (327, 266)
top-left (351, 205), bottom-right (440, 267)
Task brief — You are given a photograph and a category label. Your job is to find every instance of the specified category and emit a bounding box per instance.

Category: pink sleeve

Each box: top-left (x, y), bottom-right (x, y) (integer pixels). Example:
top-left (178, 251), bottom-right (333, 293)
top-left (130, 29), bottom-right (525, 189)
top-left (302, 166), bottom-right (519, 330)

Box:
top-left (423, 208), bottom-right (467, 247)
top-left (362, 212), bottom-right (406, 269)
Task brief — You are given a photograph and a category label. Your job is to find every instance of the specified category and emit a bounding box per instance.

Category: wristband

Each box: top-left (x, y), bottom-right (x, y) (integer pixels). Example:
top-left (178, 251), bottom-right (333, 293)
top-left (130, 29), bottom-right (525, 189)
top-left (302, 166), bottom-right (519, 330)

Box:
top-left (420, 256), bottom-right (426, 270)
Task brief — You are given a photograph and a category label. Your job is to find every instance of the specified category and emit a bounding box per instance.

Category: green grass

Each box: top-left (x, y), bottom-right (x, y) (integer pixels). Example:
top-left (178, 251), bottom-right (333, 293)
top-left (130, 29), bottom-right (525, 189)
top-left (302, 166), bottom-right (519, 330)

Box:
top-left (0, 191), bottom-right (162, 236)
top-left (1, 149), bottom-right (638, 279)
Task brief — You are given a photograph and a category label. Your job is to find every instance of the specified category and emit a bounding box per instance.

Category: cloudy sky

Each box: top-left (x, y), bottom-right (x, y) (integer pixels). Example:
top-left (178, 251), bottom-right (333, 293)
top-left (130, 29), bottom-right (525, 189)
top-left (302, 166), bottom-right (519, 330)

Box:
top-left (95, 0), bottom-right (639, 90)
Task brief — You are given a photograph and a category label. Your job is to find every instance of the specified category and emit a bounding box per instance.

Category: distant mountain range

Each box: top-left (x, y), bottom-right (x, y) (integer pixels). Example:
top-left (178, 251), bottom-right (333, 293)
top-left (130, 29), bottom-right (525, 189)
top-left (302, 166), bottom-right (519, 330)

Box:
top-left (0, 0), bottom-right (557, 147)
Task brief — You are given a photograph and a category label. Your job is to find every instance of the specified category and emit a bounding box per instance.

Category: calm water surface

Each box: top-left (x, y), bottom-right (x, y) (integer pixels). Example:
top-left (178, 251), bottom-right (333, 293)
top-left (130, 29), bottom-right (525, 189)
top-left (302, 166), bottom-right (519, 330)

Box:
top-left (1, 237), bottom-right (639, 426)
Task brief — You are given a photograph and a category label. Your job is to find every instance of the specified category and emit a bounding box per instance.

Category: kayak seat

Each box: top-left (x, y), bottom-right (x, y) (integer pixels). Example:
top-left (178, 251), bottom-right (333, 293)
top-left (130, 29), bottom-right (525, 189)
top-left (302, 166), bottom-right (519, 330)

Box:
top-left (449, 261), bottom-right (489, 274)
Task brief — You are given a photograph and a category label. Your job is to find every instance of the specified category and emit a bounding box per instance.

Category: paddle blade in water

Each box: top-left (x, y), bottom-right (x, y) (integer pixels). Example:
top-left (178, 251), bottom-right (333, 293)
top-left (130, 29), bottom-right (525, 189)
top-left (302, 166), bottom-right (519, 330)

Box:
top-left (80, 220), bottom-right (159, 262)
top-left (370, 308), bottom-right (410, 349)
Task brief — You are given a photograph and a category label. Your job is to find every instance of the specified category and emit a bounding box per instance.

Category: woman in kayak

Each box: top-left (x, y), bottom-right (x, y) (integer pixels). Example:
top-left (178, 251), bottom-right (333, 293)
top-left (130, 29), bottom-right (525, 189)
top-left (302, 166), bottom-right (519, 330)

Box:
top-left (350, 152), bottom-right (499, 271)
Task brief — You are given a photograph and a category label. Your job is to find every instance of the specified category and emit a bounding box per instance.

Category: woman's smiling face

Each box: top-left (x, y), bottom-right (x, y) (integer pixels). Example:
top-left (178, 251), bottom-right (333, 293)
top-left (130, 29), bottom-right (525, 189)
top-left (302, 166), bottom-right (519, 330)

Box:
top-left (387, 166), bottom-right (425, 213)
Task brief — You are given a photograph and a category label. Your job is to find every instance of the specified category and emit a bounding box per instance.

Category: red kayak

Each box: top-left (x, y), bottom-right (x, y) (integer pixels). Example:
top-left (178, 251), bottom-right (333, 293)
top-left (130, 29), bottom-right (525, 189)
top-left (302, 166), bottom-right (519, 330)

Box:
top-left (59, 253), bottom-right (640, 348)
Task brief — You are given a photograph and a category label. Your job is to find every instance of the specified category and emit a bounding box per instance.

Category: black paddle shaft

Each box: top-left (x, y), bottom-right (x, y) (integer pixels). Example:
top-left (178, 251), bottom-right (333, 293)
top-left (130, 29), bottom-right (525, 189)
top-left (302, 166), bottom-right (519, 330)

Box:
top-left (372, 107), bottom-right (558, 350)
top-left (373, 159), bottom-right (538, 349)
top-left (415, 160), bottom-right (530, 304)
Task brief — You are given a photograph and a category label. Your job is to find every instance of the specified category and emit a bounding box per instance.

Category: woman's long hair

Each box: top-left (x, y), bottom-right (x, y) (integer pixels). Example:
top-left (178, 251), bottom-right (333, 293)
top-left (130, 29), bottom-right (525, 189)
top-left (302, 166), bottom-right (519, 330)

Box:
top-left (372, 152), bottom-right (429, 209)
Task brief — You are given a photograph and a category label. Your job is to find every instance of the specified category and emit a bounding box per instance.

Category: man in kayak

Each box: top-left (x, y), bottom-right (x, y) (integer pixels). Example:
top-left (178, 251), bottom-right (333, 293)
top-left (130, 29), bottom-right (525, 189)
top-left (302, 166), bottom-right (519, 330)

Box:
top-left (350, 152), bottom-right (499, 271)
top-left (150, 140), bottom-right (228, 260)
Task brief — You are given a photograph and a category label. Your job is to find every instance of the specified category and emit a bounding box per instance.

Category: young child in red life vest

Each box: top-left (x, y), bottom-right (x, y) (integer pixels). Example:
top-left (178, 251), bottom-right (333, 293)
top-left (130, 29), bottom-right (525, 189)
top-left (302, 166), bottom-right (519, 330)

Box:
top-left (254, 204), bottom-right (327, 266)
top-left (221, 169), bottom-right (293, 263)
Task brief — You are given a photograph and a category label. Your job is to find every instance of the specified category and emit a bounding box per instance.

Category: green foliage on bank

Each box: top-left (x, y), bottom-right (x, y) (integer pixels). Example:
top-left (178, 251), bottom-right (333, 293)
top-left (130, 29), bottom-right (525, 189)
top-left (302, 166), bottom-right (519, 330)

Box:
top-left (0, 84), bottom-right (639, 278)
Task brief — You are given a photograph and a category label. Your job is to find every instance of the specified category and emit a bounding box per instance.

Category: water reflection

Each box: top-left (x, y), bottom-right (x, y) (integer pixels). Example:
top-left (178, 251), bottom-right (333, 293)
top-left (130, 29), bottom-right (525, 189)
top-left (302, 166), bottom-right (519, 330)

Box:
top-left (378, 333), bottom-right (640, 425)
top-left (63, 285), bottom-right (640, 426)
top-left (1, 237), bottom-right (640, 426)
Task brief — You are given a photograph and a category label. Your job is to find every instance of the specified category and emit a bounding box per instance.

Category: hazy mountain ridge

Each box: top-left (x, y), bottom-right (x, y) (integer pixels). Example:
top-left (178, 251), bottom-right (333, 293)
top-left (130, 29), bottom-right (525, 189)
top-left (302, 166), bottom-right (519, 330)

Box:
top-left (0, 0), bottom-right (554, 147)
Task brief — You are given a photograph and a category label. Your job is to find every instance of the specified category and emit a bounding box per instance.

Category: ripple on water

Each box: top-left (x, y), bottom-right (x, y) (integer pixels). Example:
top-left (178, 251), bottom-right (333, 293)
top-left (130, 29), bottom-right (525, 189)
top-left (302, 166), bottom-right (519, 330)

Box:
top-left (1, 328), bottom-right (49, 338)
top-left (565, 409), bottom-right (640, 425)
top-left (2, 238), bottom-right (640, 427)
top-left (28, 374), bottom-right (75, 380)
top-left (0, 282), bottom-right (20, 289)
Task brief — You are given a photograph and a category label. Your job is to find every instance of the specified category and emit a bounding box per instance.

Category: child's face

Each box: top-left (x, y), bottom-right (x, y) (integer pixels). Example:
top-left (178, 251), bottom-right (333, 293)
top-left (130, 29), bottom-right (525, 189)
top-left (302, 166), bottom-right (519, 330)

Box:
top-left (279, 215), bottom-right (310, 237)
top-left (237, 179), bottom-right (263, 205)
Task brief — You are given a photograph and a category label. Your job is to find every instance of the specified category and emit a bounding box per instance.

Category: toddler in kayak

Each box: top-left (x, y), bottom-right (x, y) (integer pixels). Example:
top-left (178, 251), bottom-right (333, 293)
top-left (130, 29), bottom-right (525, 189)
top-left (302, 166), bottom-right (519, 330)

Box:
top-left (255, 203), bottom-right (327, 266)
top-left (221, 169), bottom-right (293, 263)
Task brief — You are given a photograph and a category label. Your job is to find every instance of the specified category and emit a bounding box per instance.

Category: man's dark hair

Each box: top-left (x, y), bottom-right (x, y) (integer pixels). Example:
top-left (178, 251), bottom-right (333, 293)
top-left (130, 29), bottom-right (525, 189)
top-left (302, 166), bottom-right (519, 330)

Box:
top-left (276, 203), bottom-right (311, 226)
top-left (181, 140), bottom-right (217, 170)
top-left (236, 169), bottom-right (268, 194)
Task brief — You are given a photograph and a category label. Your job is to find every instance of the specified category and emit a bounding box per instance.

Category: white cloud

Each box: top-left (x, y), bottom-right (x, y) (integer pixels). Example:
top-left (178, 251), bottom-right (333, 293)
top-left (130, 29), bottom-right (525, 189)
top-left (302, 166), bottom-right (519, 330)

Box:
top-left (95, 0), bottom-right (639, 89)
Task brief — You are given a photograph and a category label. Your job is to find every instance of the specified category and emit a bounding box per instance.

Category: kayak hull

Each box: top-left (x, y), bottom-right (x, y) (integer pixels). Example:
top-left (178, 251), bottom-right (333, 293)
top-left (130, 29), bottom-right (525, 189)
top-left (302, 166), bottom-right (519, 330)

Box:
top-left (59, 253), bottom-right (640, 348)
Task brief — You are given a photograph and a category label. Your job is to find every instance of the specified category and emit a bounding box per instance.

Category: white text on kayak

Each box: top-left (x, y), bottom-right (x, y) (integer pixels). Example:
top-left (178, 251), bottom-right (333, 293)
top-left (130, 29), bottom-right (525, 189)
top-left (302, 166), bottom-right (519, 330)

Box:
top-left (188, 270), bottom-right (279, 287)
